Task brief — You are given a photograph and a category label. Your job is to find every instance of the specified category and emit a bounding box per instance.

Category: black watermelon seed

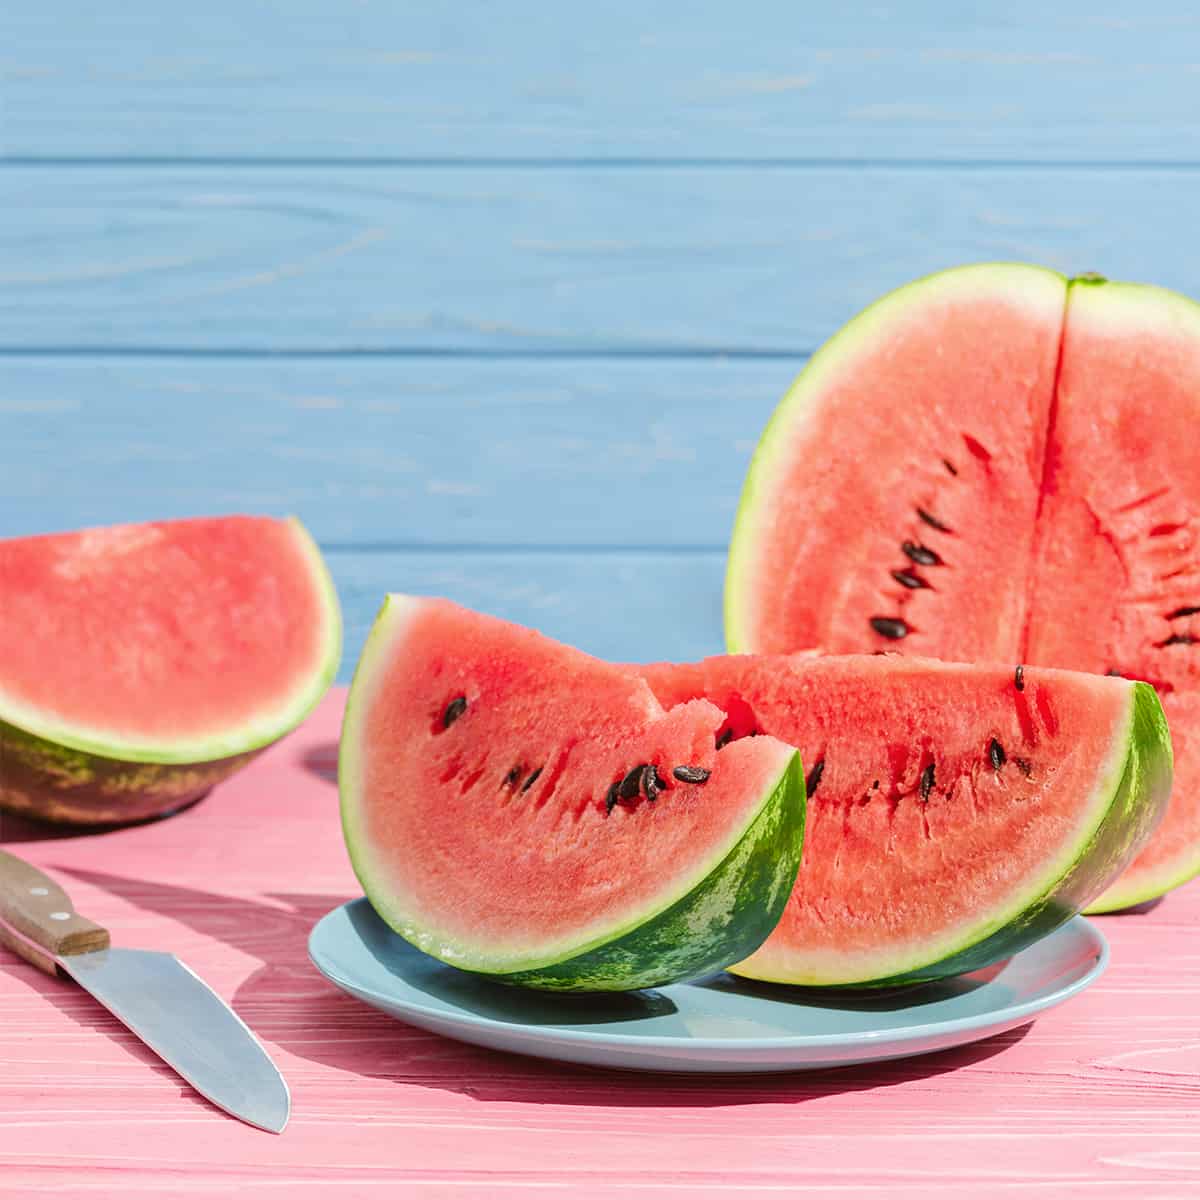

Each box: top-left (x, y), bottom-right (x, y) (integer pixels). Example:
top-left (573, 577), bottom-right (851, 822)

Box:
top-left (989, 739), bottom-right (1006, 770)
top-left (618, 765), bottom-right (646, 800)
top-left (715, 728), bottom-right (734, 749)
top-left (891, 569), bottom-right (929, 590)
top-left (442, 695), bottom-right (468, 728)
top-left (902, 540), bottom-right (942, 567)
top-left (1014, 664), bottom-right (1025, 692)
top-left (1159, 633), bottom-right (1199, 647)
top-left (805, 759), bottom-right (825, 797)
top-left (1014, 757), bottom-right (1033, 778)
top-left (1168, 605), bottom-right (1200, 619)
top-left (919, 762), bottom-right (935, 801)
top-left (604, 781), bottom-right (621, 815)
top-left (503, 765), bottom-right (523, 788)
top-left (870, 616), bottom-right (910, 640)
top-left (943, 458), bottom-right (959, 476)
top-left (917, 507), bottom-right (953, 534)
top-left (672, 765), bottom-right (711, 784)
top-left (1106, 669), bottom-right (1122, 677)
top-left (519, 766), bottom-right (543, 793)
top-left (642, 764), bottom-right (663, 802)
top-left (872, 779), bottom-right (880, 790)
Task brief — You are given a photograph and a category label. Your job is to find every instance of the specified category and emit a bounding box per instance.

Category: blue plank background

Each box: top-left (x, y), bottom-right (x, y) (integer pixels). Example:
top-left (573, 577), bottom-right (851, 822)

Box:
top-left (6, 2), bottom-right (1200, 161)
top-left (3, 166), bottom-right (1199, 351)
top-left (2, 6), bottom-right (1200, 679)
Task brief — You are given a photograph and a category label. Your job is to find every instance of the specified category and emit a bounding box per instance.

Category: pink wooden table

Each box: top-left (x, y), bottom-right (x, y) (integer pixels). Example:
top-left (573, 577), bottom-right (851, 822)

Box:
top-left (2, 688), bottom-right (1198, 1198)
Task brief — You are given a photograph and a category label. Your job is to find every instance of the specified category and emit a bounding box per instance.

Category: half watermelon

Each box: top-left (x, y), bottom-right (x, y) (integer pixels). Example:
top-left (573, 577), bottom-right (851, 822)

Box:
top-left (339, 596), bottom-right (805, 991)
top-left (0, 515), bottom-right (341, 824)
top-left (726, 264), bottom-right (1200, 911)
top-left (640, 653), bottom-right (1171, 986)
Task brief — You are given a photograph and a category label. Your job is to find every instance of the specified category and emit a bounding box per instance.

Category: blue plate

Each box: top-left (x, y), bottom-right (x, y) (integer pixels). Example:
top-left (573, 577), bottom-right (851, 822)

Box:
top-left (309, 899), bottom-right (1108, 1073)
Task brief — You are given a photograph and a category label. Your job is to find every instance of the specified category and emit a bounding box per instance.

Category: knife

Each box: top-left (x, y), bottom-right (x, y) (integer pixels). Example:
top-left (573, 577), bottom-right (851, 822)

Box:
top-left (0, 848), bottom-right (289, 1133)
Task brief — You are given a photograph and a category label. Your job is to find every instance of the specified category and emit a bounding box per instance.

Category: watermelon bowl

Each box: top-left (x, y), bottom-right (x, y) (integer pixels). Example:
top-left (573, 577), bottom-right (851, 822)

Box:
top-left (336, 597), bottom-right (1168, 993)
top-left (725, 263), bottom-right (1200, 914)
top-left (0, 515), bottom-right (342, 825)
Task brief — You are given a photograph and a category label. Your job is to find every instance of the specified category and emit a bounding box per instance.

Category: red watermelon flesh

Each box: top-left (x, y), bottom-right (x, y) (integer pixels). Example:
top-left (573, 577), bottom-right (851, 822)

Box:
top-left (0, 516), bottom-right (339, 759)
top-left (1025, 282), bottom-right (1200, 908)
top-left (726, 266), bottom-right (1200, 911)
top-left (726, 265), bottom-right (1065, 665)
top-left (339, 596), bottom-right (805, 991)
top-left (0, 515), bottom-right (341, 823)
top-left (639, 653), bottom-right (1170, 986)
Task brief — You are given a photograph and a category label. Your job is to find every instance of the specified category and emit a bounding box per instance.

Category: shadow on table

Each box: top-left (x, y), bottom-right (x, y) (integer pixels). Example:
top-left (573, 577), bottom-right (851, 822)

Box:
top-left (300, 741), bottom-right (339, 782)
top-left (13, 867), bottom-right (1032, 1111)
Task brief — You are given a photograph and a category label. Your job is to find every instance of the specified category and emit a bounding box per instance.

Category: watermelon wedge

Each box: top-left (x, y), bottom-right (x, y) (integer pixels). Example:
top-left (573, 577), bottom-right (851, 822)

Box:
top-left (0, 515), bottom-right (341, 824)
top-left (639, 654), bottom-right (1171, 987)
top-left (725, 264), bottom-right (1200, 911)
top-left (339, 596), bottom-right (805, 991)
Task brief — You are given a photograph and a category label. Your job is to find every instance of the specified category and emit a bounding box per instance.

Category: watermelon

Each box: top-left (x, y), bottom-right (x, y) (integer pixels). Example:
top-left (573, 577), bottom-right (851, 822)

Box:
top-left (0, 516), bottom-right (341, 824)
top-left (339, 596), bottom-right (805, 992)
top-left (639, 653), bottom-right (1171, 986)
top-left (726, 264), bottom-right (1200, 911)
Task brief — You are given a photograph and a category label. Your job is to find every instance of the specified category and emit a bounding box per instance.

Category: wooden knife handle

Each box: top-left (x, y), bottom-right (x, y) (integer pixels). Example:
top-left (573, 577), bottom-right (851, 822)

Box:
top-left (0, 850), bottom-right (110, 974)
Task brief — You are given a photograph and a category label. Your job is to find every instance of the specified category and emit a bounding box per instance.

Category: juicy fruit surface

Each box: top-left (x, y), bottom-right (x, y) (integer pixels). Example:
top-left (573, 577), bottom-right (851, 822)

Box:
top-left (0, 515), bottom-right (341, 760)
top-left (340, 597), bottom-right (805, 990)
top-left (726, 264), bottom-right (1065, 663)
top-left (640, 654), bottom-right (1171, 985)
top-left (727, 265), bottom-right (1200, 908)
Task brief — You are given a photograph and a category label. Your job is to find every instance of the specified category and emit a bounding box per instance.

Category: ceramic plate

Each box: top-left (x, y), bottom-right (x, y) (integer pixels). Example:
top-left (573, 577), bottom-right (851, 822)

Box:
top-left (309, 899), bottom-right (1108, 1073)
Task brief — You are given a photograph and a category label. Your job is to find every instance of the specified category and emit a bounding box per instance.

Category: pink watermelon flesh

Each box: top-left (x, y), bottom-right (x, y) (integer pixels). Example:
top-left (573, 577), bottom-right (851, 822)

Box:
top-left (0, 515), bottom-right (340, 759)
top-left (1025, 284), bottom-right (1200, 907)
top-left (727, 266), bottom-right (1200, 911)
top-left (339, 596), bottom-right (804, 990)
top-left (639, 653), bottom-right (1169, 985)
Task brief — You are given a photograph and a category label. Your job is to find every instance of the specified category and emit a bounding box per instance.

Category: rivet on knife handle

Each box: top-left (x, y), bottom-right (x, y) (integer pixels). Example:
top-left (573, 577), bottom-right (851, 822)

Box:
top-left (0, 849), bottom-right (110, 963)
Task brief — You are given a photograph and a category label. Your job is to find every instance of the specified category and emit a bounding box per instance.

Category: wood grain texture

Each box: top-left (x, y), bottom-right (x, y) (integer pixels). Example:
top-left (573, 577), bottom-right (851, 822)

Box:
top-left (2, 165), bottom-right (1198, 352)
top-left (0, 357), bottom-right (792, 547)
top-left (4, 2), bottom-right (1200, 162)
top-left (2, 691), bottom-right (1199, 1198)
top-left (328, 549), bottom-right (727, 683)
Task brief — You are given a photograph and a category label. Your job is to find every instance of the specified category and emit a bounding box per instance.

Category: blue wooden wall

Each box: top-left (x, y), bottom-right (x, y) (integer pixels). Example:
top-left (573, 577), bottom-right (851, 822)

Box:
top-left (4, 4), bottom-right (1199, 676)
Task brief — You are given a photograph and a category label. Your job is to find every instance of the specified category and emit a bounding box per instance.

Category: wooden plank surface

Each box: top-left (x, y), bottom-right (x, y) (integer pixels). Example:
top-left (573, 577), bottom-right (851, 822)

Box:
top-left (3, 692), bottom-right (1200, 1198)
top-left (3, 165), bottom-right (1199, 352)
top-left (0, 357), bottom-right (792, 547)
top-left (5, 2), bottom-right (1200, 162)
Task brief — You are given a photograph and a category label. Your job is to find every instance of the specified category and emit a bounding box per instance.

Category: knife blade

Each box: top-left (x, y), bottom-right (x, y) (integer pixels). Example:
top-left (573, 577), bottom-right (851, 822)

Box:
top-left (0, 848), bottom-right (289, 1133)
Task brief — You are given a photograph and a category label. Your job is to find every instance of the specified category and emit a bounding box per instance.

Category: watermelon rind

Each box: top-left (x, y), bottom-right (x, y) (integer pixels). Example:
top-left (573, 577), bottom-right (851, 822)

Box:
top-left (0, 719), bottom-right (260, 825)
top-left (723, 261), bottom-right (1068, 654)
top-left (0, 516), bottom-right (342, 767)
top-left (731, 681), bottom-right (1172, 987)
top-left (340, 595), bottom-right (807, 992)
top-left (501, 752), bottom-right (805, 991)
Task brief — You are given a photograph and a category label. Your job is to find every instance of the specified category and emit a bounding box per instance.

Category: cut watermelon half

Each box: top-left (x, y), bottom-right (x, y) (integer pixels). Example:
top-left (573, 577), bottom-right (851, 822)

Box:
top-left (339, 596), bottom-right (805, 991)
top-left (0, 515), bottom-right (341, 823)
top-left (726, 264), bottom-right (1200, 911)
top-left (639, 653), bottom-right (1171, 986)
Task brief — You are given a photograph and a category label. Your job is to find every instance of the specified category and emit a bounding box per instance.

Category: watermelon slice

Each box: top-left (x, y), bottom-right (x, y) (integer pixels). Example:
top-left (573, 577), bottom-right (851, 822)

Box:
top-left (0, 515), bottom-right (341, 824)
top-left (726, 264), bottom-right (1200, 911)
top-left (339, 596), bottom-right (805, 991)
top-left (639, 654), bottom-right (1171, 986)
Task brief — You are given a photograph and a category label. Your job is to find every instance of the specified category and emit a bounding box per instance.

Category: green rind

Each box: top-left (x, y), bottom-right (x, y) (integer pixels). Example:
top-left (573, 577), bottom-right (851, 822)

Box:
top-left (733, 681), bottom-right (1172, 988)
top-left (723, 262), bottom-right (1068, 653)
top-left (501, 752), bottom-right (805, 991)
top-left (0, 716), bottom-right (260, 825)
top-left (0, 515), bottom-right (342, 766)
